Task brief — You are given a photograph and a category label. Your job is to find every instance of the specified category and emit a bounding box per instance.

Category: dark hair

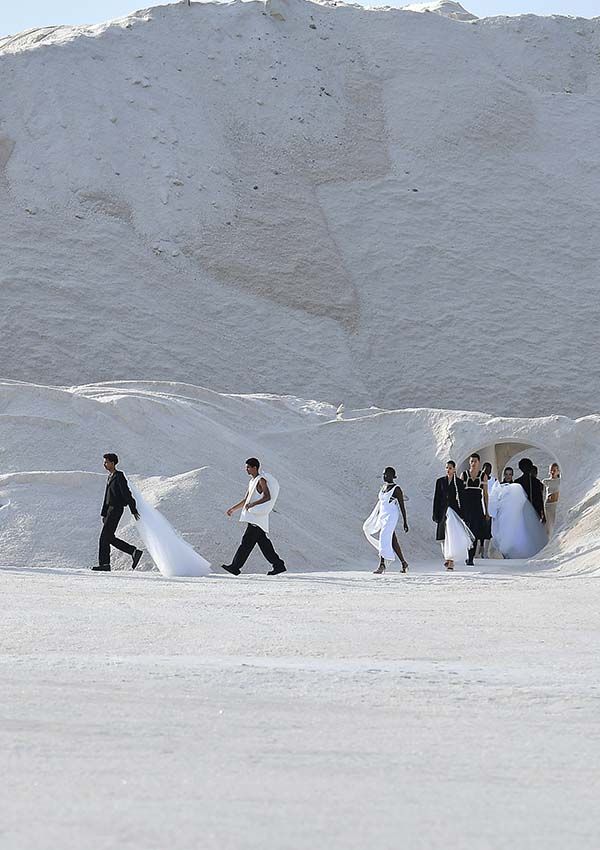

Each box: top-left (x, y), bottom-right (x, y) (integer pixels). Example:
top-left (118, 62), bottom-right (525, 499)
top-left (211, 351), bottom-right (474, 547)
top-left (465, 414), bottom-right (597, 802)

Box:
top-left (103, 453), bottom-right (119, 465)
top-left (482, 462), bottom-right (492, 474)
top-left (383, 466), bottom-right (396, 479)
top-left (504, 466), bottom-right (513, 474)
top-left (469, 452), bottom-right (480, 461)
top-left (246, 457), bottom-right (260, 470)
top-left (446, 460), bottom-right (456, 468)
top-left (519, 457), bottom-right (533, 473)
top-left (531, 466), bottom-right (538, 477)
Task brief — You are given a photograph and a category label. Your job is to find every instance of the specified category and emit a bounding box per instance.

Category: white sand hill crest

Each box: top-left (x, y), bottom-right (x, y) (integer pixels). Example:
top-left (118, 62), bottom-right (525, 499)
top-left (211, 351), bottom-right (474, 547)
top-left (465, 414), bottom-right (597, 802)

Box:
top-left (401, 1), bottom-right (477, 21)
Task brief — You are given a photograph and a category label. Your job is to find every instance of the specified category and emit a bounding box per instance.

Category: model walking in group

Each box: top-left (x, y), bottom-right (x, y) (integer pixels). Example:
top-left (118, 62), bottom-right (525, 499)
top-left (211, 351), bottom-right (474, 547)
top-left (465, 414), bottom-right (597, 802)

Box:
top-left (363, 467), bottom-right (409, 574)
top-left (221, 457), bottom-right (286, 576)
top-left (460, 453), bottom-right (490, 566)
top-left (432, 461), bottom-right (474, 570)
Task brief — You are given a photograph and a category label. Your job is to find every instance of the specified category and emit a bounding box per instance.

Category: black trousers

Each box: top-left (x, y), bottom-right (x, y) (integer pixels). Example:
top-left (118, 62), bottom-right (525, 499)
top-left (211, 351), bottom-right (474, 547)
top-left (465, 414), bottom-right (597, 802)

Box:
top-left (231, 523), bottom-right (285, 572)
top-left (99, 507), bottom-right (136, 566)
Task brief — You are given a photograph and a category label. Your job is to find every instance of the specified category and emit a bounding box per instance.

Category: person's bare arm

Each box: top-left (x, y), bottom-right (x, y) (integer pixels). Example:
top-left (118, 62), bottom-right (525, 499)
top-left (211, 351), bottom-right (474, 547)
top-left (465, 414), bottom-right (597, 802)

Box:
top-left (246, 478), bottom-right (271, 510)
top-left (482, 475), bottom-right (490, 517)
top-left (396, 486), bottom-right (409, 532)
top-left (226, 496), bottom-right (247, 517)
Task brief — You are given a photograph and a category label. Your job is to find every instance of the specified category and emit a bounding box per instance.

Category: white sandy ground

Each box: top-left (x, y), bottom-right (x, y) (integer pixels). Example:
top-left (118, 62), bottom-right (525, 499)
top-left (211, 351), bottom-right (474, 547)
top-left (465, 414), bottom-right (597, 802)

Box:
top-left (1, 562), bottom-right (599, 850)
top-left (1, 1), bottom-right (600, 417)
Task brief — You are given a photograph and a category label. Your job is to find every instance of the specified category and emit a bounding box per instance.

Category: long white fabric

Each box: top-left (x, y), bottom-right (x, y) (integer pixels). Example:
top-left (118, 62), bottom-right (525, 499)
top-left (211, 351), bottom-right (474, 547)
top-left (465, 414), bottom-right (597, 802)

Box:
top-left (130, 484), bottom-right (211, 577)
top-left (488, 481), bottom-right (548, 559)
top-left (363, 486), bottom-right (400, 560)
top-left (443, 507), bottom-right (475, 563)
top-left (239, 472), bottom-right (280, 534)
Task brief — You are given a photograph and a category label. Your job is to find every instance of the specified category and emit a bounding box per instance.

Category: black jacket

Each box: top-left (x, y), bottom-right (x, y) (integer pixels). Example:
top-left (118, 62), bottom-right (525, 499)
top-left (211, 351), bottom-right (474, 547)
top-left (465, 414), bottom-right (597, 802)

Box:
top-left (432, 475), bottom-right (464, 540)
top-left (101, 470), bottom-right (138, 517)
top-left (515, 473), bottom-right (545, 521)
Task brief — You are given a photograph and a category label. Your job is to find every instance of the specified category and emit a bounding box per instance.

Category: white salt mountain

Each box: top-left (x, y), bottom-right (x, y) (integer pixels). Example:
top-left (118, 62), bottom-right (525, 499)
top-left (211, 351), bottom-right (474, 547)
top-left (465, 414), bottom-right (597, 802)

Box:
top-left (401, 2), bottom-right (478, 21)
top-left (0, 0), bottom-right (599, 418)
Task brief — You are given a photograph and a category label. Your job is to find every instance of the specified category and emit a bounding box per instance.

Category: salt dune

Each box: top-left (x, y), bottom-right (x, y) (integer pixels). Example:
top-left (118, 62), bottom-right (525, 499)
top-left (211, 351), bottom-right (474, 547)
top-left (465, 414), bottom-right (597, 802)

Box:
top-left (1, 0), bottom-right (599, 415)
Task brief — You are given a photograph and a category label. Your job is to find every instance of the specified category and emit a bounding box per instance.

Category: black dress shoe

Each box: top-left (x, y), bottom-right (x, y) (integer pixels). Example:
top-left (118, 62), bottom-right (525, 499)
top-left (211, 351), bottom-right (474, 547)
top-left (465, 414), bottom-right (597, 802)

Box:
top-left (221, 564), bottom-right (241, 576)
top-left (132, 549), bottom-right (143, 570)
top-left (267, 565), bottom-right (286, 576)
top-left (92, 565), bottom-right (111, 571)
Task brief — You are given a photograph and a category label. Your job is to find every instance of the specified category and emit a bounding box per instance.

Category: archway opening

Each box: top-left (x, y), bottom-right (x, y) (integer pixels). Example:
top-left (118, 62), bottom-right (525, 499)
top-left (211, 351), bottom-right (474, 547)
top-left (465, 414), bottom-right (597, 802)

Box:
top-left (459, 440), bottom-right (562, 559)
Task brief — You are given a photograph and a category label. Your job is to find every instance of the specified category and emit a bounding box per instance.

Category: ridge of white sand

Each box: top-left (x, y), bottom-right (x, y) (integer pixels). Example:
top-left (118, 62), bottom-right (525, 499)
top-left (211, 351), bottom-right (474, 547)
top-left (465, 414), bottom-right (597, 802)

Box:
top-left (1, 1), bottom-right (599, 416)
top-left (1, 379), bottom-right (598, 572)
top-left (400, 1), bottom-right (478, 21)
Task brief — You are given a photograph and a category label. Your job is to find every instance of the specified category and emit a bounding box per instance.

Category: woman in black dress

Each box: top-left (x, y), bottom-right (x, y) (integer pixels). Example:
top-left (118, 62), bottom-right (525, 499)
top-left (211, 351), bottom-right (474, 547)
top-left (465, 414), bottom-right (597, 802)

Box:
top-left (461, 453), bottom-right (490, 565)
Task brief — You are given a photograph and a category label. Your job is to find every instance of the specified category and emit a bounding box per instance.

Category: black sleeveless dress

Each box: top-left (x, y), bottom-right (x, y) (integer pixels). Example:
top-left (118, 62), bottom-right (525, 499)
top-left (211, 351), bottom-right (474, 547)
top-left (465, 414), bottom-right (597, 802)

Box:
top-left (461, 472), bottom-right (488, 541)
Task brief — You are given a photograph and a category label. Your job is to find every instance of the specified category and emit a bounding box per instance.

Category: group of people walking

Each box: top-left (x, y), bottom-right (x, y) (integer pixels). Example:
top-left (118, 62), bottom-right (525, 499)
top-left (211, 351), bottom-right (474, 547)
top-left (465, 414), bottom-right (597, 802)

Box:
top-left (430, 454), bottom-right (560, 570)
top-left (95, 450), bottom-right (561, 577)
top-left (363, 454), bottom-right (561, 573)
top-left (94, 453), bottom-right (286, 575)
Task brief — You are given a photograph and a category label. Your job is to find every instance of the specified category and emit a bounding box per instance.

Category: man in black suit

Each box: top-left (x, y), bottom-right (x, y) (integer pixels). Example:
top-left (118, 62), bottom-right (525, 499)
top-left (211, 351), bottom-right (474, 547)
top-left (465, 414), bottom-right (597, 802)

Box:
top-left (515, 458), bottom-right (546, 523)
top-left (94, 453), bottom-right (143, 571)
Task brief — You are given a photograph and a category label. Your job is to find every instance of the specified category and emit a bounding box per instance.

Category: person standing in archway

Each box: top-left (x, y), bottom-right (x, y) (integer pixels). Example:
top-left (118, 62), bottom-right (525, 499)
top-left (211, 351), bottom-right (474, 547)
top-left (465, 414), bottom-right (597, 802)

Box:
top-left (461, 453), bottom-right (490, 565)
top-left (543, 463), bottom-right (561, 537)
top-left (515, 458), bottom-right (546, 523)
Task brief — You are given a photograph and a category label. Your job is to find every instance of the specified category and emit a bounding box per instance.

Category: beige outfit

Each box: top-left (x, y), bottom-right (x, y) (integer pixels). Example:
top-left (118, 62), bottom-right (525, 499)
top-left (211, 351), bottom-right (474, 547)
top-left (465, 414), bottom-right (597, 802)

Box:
top-left (543, 477), bottom-right (561, 537)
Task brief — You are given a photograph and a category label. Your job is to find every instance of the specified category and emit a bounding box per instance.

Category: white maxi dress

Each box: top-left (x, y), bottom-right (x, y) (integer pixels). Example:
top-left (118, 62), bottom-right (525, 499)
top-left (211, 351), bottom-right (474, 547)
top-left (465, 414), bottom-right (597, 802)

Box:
top-left (488, 481), bottom-right (548, 559)
top-left (363, 486), bottom-right (400, 561)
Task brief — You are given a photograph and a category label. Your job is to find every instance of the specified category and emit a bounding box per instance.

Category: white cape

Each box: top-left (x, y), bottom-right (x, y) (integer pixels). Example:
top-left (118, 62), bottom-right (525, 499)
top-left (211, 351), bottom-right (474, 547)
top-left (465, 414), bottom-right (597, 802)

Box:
top-left (443, 507), bottom-right (475, 563)
top-left (488, 481), bottom-right (548, 559)
top-left (239, 472), bottom-right (280, 534)
top-left (131, 484), bottom-right (211, 577)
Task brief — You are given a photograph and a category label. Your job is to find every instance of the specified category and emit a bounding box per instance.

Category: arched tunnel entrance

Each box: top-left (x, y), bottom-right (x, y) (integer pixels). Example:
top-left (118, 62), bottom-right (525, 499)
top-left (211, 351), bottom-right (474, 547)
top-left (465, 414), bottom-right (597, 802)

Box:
top-left (459, 439), bottom-right (562, 559)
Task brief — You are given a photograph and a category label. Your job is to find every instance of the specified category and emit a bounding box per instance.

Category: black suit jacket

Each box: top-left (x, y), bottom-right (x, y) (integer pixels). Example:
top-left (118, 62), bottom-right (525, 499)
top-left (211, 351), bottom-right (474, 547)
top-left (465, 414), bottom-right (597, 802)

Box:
top-left (433, 475), bottom-right (464, 539)
top-left (515, 473), bottom-right (545, 520)
top-left (101, 470), bottom-right (138, 517)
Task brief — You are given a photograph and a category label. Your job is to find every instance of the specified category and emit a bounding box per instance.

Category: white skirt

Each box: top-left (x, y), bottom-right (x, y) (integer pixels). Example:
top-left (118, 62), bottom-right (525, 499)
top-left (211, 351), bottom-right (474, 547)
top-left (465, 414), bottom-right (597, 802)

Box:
top-left (363, 500), bottom-right (400, 561)
top-left (443, 508), bottom-right (475, 562)
top-left (489, 482), bottom-right (548, 559)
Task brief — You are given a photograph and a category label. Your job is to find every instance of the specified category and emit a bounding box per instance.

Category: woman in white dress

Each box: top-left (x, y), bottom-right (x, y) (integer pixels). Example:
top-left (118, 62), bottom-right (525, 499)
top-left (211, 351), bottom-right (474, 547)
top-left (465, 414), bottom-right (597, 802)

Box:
top-left (488, 479), bottom-right (548, 559)
top-left (363, 467), bottom-right (409, 574)
top-left (542, 463), bottom-right (561, 538)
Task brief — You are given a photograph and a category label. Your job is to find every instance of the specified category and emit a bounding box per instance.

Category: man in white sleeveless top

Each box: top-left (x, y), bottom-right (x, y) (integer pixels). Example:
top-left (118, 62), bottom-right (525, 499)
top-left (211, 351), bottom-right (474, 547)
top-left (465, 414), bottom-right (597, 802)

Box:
top-left (221, 457), bottom-right (286, 576)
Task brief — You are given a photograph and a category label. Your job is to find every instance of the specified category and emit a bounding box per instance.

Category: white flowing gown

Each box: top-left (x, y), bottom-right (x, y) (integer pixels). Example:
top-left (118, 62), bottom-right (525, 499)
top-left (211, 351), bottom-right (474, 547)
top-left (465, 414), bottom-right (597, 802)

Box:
top-left (130, 484), bottom-right (211, 577)
top-left (443, 507), bottom-right (475, 563)
top-left (363, 487), bottom-right (400, 561)
top-left (488, 481), bottom-right (548, 559)
top-left (239, 472), bottom-right (280, 534)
